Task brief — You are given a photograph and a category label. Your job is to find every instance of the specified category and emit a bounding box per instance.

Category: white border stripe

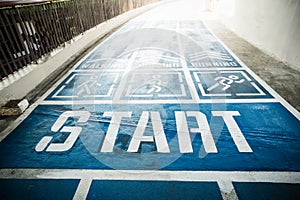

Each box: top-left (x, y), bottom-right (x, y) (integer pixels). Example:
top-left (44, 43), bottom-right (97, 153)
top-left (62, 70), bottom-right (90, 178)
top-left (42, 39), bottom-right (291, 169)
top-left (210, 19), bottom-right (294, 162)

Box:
top-left (39, 98), bottom-right (279, 105)
top-left (0, 169), bottom-right (299, 183)
top-left (73, 179), bottom-right (92, 200)
top-left (217, 181), bottom-right (238, 200)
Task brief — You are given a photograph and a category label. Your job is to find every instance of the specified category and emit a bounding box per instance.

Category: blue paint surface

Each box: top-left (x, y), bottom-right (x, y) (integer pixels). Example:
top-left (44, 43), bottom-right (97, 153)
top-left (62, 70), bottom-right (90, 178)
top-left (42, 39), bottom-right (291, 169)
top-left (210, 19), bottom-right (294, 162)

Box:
top-left (76, 21), bottom-right (243, 69)
top-left (87, 180), bottom-right (222, 200)
top-left (0, 102), bottom-right (299, 171)
top-left (46, 70), bottom-right (272, 102)
top-left (0, 179), bottom-right (79, 200)
top-left (233, 182), bottom-right (300, 200)
top-left (45, 72), bottom-right (121, 101)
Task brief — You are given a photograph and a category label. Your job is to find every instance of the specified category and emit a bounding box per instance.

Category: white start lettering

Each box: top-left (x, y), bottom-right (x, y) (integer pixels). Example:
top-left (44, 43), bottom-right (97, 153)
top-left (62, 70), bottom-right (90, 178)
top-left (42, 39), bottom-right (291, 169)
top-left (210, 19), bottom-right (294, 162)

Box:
top-left (35, 110), bottom-right (252, 153)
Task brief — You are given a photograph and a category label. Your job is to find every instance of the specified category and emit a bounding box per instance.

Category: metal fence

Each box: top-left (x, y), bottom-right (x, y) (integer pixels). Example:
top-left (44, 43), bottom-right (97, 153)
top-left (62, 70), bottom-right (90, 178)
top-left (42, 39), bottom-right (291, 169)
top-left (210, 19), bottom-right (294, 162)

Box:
top-left (0, 0), bottom-right (160, 80)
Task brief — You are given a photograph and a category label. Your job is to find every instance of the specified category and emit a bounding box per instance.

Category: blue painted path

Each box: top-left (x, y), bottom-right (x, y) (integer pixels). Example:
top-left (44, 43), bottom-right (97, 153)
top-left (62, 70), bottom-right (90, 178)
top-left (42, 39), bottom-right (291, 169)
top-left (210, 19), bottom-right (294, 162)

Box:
top-left (0, 1), bottom-right (299, 199)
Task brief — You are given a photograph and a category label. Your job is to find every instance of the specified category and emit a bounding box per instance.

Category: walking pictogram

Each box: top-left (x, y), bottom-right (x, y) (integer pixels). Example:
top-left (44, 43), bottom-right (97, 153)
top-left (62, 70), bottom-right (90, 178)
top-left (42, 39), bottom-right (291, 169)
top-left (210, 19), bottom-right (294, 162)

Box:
top-left (76, 75), bottom-right (101, 96)
top-left (48, 72), bottom-right (120, 100)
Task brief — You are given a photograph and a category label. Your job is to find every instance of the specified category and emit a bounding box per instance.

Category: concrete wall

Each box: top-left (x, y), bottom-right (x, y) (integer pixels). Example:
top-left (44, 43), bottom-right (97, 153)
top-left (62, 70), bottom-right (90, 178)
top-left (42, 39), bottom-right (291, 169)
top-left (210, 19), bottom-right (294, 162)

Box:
top-left (215, 0), bottom-right (300, 70)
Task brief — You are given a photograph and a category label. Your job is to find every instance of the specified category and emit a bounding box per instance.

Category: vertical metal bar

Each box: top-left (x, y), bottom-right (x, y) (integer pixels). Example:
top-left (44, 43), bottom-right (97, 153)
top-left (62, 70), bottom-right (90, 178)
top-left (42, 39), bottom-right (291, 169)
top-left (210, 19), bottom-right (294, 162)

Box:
top-left (85, 1), bottom-right (92, 30)
top-left (90, 0), bottom-right (96, 27)
top-left (68, 1), bottom-right (76, 37)
top-left (65, 1), bottom-right (73, 40)
top-left (82, 0), bottom-right (88, 30)
top-left (91, 1), bottom-right (96, 27)
top-left (16, 8), bottom-right (38, 64)
top-left (60, 1), bottom-right (71, 41)
top-left (48, 4), bottom-right (61, 45)
top-left (34, 5), bottom-right (52, 53)
top-left (109, 0), bottom-right (112, 19)
top-left (75, 0), bottom-right (84, 33)
top-left (67, 1), bottom-right (75, 39)
top-left (74, 0), bottom-right (82, 36)
top-left (68, 1), bottom-right (75, 35)
top-left (28, 8), bottom-right (44, 56)
top-left (39, 5), bottom-right (53, 50)
top-left (0, 29), bottom-right (17, 73)
top-left (20, 7), bottom-right (39, 63)
top-left (78, 0), bottom-right (84, 32)
top-left (30, 6), bottom-right (46, 55)
top-left (26, 6), bottom-right (43, 59)
top-left (44, 4), bottom-right (59, 48)
top-left (55, 2), bottom-right (65, 42)
top-left (93, 0), bottom-right (98, 25)
top-left (102, 0), bottom-right (107, 20)
top-left (118, 0), bottom-right (121, 15)
top-left (0, 46), bottom-right (10, 78)
top-left (117, 0), bottom-right (121, 16)
top-left (96, 0), bottom-right (102, 24)
top-left (53, 3), bottom-right (65, 44)
top-left (99, 0), bottom-right (103, 22)
top-left (2, 10), bottom-right (26, 65)
top-left (0, 58), bottom-right (8, 80)
top-left (8, 9), bottom-right (31, 66)
top-left (98, 0), bottom-right (104, 23)
top-left (0, 11), bottom-right (24, 69)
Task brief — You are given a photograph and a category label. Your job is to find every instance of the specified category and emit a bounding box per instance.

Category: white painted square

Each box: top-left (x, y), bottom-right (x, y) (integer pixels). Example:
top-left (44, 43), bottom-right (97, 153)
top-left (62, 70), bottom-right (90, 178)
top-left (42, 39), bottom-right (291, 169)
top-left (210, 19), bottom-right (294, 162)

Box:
top-left (193, 71), bottom-right (266, 97)
top-left (51, 73), bottom-right (120, 99)
top-left (118, 71), bottom-right (190, 100)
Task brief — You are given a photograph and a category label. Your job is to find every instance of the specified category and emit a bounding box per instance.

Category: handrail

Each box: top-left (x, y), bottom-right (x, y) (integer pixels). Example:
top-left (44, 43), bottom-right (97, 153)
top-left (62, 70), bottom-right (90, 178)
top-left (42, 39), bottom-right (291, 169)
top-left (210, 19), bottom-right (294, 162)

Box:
top-left (0, 0), bottom-right (161, 80)
top-left (0, 1), bottom-right (51, 8)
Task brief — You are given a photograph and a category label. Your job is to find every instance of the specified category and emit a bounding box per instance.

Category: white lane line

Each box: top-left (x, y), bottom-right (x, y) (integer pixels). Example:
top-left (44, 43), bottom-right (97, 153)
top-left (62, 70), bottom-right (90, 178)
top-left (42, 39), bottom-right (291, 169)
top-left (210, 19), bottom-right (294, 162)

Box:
top-left (189, 68), bottom-right (243, 71)
top-left (84, 57), bottom-right (128, 63)
top-left (73, 178), bottom-right (92, 200)
top-left (39, 98), bottom-right (279, 105)
top-left (1, 169), bottom-right (300, 184)
top-left (113, 51), bottom-right (138, 102)
top-left (176, 20), bottom-right (200, 102)
top-left (217, 181), bottom-right (239, 200)
top-left (52, 85), bottom-right (71, 98)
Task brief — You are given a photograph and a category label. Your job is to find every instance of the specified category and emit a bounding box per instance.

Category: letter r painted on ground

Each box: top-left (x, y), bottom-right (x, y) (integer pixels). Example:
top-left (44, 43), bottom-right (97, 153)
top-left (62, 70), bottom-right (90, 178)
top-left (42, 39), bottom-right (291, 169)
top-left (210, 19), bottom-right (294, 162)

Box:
top-left (175, 111), bottom-right (252, 154)
top-left (212, 111), bottom-right (253, 152)
top-left (175, 111), bottom-right (217, 154)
